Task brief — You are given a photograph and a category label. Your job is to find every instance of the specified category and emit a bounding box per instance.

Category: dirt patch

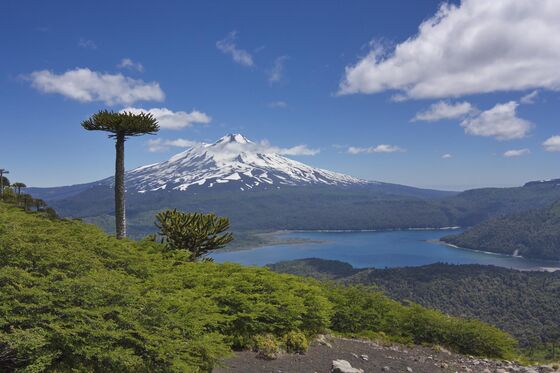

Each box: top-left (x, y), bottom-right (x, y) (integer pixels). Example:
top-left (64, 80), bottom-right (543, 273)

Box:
top-left (213, 337), bottom-right (530, 372)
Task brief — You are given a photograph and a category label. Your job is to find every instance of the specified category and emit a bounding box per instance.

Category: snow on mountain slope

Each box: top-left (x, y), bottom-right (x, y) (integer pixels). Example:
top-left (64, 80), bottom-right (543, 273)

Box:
top-left (120, 134), bottom-right (369, 193)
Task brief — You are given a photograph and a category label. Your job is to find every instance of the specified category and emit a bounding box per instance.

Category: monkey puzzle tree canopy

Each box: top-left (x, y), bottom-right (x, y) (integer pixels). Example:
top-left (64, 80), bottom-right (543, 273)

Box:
top-left (81, 110), bottom-right (159, 137)
top-left (155, 209), bottom-right (234, 261)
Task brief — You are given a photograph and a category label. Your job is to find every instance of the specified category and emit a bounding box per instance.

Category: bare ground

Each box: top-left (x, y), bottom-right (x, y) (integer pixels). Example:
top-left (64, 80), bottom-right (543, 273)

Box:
top-left (213, 336), bottom-right (548, 373)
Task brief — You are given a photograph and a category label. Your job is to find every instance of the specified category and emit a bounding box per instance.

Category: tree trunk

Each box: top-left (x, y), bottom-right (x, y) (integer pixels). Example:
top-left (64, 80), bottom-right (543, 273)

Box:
top-left (115, 133), bottom-right (126, 239)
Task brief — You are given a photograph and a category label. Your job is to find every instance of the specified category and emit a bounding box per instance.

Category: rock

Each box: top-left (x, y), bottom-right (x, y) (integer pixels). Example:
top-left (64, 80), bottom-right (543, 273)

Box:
top-left (360, 354), bottom-right (369, 361)
top-left (539, 367), bottom-right (555, 373)
top-left (482, 369), bottom-right (491, 373)
top-left (331, 359), bottom-right (364, 373)
top-left (495, 369), bottom-right (508, 373)
top-left (317, 334), bottom-right (333, 348)
top-left (382, 367), bottom-right (390, 372)
top-left (520, 368), bottom-right (538, 373)
top-left (350, 353), bottom-right (359, 359)
top-left (406, 367), bottom-right (413, 372)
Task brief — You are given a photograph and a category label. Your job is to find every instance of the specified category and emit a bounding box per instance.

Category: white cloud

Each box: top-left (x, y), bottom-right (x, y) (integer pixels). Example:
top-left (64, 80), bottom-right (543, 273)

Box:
top-left (441, 153), bottom-right (453, 159)
top-left (520, 90), bottom-right (539, 104)
top-left (224, 139), bottom-right (319, 156)
top-left (413, 101), bottom-right (475, 122)
top-left (268, 56), bottom-right (288, 83)
top-left (147, 138), bottom-right (199, 152)
top-left (275, 144), bottom-right (319, 156)
top-left (503, 148), bottom-right (530, 157)
top-left (460, 101), bottom-right (532, 140)
top-left (78, 38), bottom-right (97, 49)
top-left (339, 0), bottom-right (560, 99)
top-left (118, 58), bottom-right (144, 72)
top-left (27, 68), bottom-right (164, 105)
top-left (121, 107), bottom-right (211, 130)
top-left (543, 135), bottom-right (560, 152)
top-left (216, 31), bottom-right (254, 67)
top-left (148, 137), bottom-right (319, 156)
top-left (267, 101), bottom-right (287, 108)
top-left (347, 144), bottom-right (405, 154)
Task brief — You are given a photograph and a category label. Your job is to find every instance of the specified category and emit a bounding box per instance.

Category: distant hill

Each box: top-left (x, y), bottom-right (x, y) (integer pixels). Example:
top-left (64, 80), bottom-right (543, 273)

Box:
top-left (35, 178), bottom-right (560, 240)
top-left (442, 201), bottom-right (560, 261)
top-left (269, 259), bottom-right (560, 348)
top-left (26, 135), bottom-right (560, 238)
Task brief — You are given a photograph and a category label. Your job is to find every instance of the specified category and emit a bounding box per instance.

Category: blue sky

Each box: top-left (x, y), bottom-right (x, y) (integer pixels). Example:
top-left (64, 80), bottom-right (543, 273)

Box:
top-left (1, 0), bottom-right (559, 190)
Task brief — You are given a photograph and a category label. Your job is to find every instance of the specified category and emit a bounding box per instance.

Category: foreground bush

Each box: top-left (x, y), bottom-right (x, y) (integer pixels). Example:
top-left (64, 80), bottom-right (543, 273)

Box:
top-left (0, 203), bottom-right (518, 372)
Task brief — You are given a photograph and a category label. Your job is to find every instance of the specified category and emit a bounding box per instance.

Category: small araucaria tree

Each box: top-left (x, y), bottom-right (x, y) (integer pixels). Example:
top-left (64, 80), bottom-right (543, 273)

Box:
top-left (82, 110), bottom-right (159, 239)
top-left (155, 209), bottom-right (234, 261)
top-left (11, 182), bottom-right (26, 196)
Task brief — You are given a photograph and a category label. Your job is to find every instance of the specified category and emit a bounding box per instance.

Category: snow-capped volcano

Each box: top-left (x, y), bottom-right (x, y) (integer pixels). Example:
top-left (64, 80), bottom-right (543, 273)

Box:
top-left (122, 134), bottom-right (368, 193)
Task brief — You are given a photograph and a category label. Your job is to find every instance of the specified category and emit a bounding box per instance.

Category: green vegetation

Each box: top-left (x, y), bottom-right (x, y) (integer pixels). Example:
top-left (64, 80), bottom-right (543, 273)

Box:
top-left (155, 209), bottom-right (234, 260)
top-left (0, 203), bottom-right (518, 371)
top-left (253, 334), bottom-right (280, 360)
top-left (270, 259), bottom-right (560, 358)
top-left (0, 175), bottom-right (57, 219)
top-left (443, 201), bottom-right (560, 260)
top-left (283, 331), bottom-right (308, 354)
top-left (82, 110), bottom-right (160, 239)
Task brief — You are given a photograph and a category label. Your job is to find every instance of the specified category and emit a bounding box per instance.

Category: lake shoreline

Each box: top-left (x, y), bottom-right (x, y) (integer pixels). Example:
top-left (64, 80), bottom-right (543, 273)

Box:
top-left (431, 239), bottom-right (560, 272)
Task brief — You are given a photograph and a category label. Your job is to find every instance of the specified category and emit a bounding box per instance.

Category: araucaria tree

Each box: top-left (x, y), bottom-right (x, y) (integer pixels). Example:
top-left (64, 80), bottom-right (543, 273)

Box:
top-left (82, 110), bottom-right (159, 239)
top-left (155, 209), bottom-right (234, 261)
top-left (12, 182), bottom-right (26, 196)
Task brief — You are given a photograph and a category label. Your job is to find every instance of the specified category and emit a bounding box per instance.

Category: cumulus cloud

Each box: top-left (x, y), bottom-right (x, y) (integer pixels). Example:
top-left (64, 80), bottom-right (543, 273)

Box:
top-left (121, 107), bottom-right (211, 130)
top-left (268, 56), bottom-right (288, 83)
top-left (267, 101), bottom-right (287, 108)
top-left (412, 101), bottom-right (475, 122)
top-left (460, 101), bottom-right (532, 140)
top-left (543, 136), bottom-right (560, 152)
top-left (339, 0), bottom-right (560, 99)
top-left (441, 153), bottom-right (453, 159)
top-left (216, 31), bottom-right (254, 67)
top-left (347, 144), bottom-right (405, 154)
top-left (118, 58), bottom-right (144, 72)
top-left (520, 90), bottom-right (539, 104)
top-left (27, 68), bottom-right (164, 105)
top-left (223, 139), bottom-right (319, 156)
top-left (78, 38), bottom-right (97, 49)
top-left (148, 137), bottom-right (319, 156)
top-left (503, 148), bottom-right (530, 157)
top-left (147, 138), bottom-right (199, 152)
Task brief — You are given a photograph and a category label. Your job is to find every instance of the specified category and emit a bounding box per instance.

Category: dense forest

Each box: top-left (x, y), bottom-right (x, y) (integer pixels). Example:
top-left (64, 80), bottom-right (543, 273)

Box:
top-left (34, 179), bottom-right (560, 244)
top-left (0, 203), bottom-right (518, 371)
top-left (442, 201), bottom-right (560, 260)
top-left (270, 259), bottom-right (560, 350)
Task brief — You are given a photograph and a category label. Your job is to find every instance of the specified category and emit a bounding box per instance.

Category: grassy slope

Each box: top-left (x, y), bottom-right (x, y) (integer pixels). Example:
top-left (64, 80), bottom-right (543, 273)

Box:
top-left (0, 203), bottom-right (518, 372)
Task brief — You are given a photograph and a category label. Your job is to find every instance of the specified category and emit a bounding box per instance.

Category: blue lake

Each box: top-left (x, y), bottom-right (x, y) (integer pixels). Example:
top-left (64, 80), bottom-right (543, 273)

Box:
top-left (212, 230), bottom-right (560, 271)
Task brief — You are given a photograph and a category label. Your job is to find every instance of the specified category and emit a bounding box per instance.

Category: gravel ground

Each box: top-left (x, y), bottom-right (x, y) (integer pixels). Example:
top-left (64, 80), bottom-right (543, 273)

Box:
top-left (213, 336), bottom-right (554, 373)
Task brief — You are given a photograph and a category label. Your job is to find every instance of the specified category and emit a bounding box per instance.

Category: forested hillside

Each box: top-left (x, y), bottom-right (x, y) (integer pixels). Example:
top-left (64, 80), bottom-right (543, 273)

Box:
top-left (270, 259), bottom-right (560, 350)
top-left (442, 201), bottom-right (560, 260)
top-left (33, 178), bottom-right (560, 240)
top-left (0, 203), bottom-right (517, 371)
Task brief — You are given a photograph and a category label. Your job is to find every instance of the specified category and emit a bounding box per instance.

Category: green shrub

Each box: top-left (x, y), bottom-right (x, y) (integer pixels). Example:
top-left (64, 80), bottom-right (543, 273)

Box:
top-left (253, 334), bottom-right (280, 360)
top-left (0, 203), bottom-right (520, 372)
top-left (284, 331), bottom-right (309, 353)
top-left (326, 285), bottom-right (517, 358)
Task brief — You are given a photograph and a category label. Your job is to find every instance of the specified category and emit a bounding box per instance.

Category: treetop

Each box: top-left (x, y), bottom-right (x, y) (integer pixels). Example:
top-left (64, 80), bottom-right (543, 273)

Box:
top-left (81, 110), bottom-right (159, 138)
